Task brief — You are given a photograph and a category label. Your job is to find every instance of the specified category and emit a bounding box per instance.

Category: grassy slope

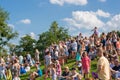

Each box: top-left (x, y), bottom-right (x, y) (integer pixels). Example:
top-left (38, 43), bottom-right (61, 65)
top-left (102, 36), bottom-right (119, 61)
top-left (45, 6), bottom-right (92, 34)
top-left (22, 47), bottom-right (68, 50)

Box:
top-left (20, 59), bottom-right (97, 80)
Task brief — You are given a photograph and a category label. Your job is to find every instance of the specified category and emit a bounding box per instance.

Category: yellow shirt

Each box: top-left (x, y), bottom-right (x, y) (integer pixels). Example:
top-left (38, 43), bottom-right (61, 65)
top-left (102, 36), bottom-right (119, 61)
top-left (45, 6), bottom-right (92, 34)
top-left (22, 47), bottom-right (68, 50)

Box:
top-left (97, 56), bottom-right (110, 80)
top-left (6, 69), bottom-right (12, 80)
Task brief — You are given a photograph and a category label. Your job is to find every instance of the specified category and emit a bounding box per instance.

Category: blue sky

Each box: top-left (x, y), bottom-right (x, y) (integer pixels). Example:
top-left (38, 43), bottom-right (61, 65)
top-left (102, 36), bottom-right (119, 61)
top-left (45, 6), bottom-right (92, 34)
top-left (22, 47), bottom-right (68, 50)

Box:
top-left (1, 0), bottom-right (120, 43)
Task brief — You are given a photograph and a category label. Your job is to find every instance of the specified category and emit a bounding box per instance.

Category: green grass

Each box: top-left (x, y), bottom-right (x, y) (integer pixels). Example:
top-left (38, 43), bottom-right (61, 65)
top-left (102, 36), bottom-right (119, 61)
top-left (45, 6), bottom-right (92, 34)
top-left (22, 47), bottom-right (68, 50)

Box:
top-left (20, 59), bottom-right (97, 80)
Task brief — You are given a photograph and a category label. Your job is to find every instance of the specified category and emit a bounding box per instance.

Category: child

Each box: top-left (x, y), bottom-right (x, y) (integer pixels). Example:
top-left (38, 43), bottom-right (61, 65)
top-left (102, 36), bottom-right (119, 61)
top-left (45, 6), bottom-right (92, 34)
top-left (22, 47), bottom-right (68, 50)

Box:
top-left (35, 63), bottom-right (42, 77)
top-left (50, 63), bottom-right (57, 80)
top-left (76, 49), bottom-right (82, 64)
top-left (82, 51), bottom-right (91, 79)
top-left (56, 60), bottom-right (62, 77)
top-left (91, 27), bottom-right (98, 37)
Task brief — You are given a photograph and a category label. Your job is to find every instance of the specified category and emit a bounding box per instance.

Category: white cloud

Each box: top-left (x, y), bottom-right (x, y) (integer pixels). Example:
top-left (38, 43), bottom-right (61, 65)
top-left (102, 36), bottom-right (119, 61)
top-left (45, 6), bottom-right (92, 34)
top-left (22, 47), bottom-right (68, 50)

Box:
top-left (64, 9), bottom-right (120, 36)
top-left (96, 9), bottom-right (110, 18)
top-left (8, 24), bottom-right (15, 29)
top-left (50, 0), bottom-right (63, 6)
top-left (50, 0), bottom-right (88, 6)
top-left (64, 10), bottom-right (104, 30)
top-left (99, 0), bottom-right (106, 2)
top-left (105, 14), bottom-right (120, 31)
top-left (20, 19), bottom-right (31, 24)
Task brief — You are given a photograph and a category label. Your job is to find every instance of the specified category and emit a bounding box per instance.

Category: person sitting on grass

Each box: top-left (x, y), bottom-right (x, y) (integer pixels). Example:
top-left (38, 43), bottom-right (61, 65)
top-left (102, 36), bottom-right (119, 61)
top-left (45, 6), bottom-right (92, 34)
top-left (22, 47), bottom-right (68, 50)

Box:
top-left (112, 59), bottom-right (120, 79)
top-left (28, 71), bottom-right (38, 80)
top-left (25, 63), bottom-right (30, 72)
top-left (35, 63), bottom-right (42, 77)
top-left (59, 66), bottom-right (71, 80)
top-left (70, 67), bottom-right (79, 80)
top-left (28, 63), bottom-right (42, 80)
top-left (20, 64), bottom-right (26, 74)
top-left (77, 61), bottom-right (82, 74)
top-left (73, 60), bottom-right (82, 75)
top-left (109, 58), bottom-right (115, 69)
top-left (13, 73), bottom-right (20, 80)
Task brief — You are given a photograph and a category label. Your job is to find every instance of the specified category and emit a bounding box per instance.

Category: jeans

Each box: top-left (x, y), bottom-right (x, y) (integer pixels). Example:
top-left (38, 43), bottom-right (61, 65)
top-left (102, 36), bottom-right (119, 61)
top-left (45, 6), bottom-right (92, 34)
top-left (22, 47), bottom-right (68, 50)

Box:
top-left (0, 71), bottom-right (6, 80)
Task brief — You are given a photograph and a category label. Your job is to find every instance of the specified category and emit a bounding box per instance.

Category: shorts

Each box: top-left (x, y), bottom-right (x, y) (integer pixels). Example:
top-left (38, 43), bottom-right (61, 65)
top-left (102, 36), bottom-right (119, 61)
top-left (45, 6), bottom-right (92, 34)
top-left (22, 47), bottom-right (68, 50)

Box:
top-left (71, 48), bottom-right (77, 52)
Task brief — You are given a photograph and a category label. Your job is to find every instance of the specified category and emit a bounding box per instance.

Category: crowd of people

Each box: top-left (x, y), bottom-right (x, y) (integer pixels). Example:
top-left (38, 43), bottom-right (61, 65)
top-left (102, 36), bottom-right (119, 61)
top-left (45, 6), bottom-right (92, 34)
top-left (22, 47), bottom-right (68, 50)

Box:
top-left (0, 49), bottom-right (42, 80)
top-left (0, 27), bottom-right (120, 80)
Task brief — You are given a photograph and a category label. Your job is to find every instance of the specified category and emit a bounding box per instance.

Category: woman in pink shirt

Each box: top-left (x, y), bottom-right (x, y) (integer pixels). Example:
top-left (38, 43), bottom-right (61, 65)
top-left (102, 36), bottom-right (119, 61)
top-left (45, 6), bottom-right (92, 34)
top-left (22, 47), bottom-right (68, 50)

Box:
top-left (82, 51), bottom-right (91, 79)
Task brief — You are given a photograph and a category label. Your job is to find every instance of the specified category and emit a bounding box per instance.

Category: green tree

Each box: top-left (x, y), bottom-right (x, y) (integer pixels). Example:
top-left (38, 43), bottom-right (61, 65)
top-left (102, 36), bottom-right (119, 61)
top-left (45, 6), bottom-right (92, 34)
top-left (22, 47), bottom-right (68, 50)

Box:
top-left (7, 43), bottom-right (16, 53)
top-left (49, 21), bottom-right (69, 42)
top-left (0, 7), bottom-right (18, 54)
top-left (16, 35), bottom-right (36, 56)
top-left (117, 31), bottom-right (120, 37)
top-left (37, 21), bottom-right (70, 52)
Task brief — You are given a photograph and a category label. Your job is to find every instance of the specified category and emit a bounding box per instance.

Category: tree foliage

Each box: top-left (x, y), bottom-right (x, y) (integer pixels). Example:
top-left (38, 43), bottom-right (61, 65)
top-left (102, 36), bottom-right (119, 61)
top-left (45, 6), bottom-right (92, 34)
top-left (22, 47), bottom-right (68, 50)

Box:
top-left (37, 21), bottom-right (70, 52)
top-left (0, 7), bottom-right (18, 54)
top-left (15, 21), bottom-right (70, 57)
top-left (14, 35), bottom-right (36, 56)
top-left (117, 31), bottom-right (120, 37)
top-left (20, 35), bottom-right (36, 51)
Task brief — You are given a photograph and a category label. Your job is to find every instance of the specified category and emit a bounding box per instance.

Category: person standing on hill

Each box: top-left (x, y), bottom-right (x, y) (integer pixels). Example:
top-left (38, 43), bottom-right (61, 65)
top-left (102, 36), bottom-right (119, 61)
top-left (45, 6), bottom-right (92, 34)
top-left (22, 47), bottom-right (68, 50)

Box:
top-left (96, 48), bottom-right (110, 80)
top-left (82, 51), bottom-right (91, 79)
top-left (19, 55), bottom-right (23, 65)
top-left (44, 51), bottom-right (52, 79)
top-left (116, 38), bottom-right (120, 50)
top-left (91, 27), bottom-right (98, 37)
top-left (35, 49), bottom-right (40, 61)
top-left (71, 39), bottom-right (77, 59)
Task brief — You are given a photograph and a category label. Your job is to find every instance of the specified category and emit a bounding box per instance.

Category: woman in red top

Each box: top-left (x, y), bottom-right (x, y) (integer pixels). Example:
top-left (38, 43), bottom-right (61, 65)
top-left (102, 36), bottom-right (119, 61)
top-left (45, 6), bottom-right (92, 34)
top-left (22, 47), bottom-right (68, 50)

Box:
top-left (82, 51), bottom-right (91, 79)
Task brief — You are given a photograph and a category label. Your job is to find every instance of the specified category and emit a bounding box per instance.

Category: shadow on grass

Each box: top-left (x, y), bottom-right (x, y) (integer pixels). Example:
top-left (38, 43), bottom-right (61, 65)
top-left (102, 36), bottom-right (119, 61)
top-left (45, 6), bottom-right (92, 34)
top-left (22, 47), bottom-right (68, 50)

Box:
top-left (66, 59), bottom-right (76, 64)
